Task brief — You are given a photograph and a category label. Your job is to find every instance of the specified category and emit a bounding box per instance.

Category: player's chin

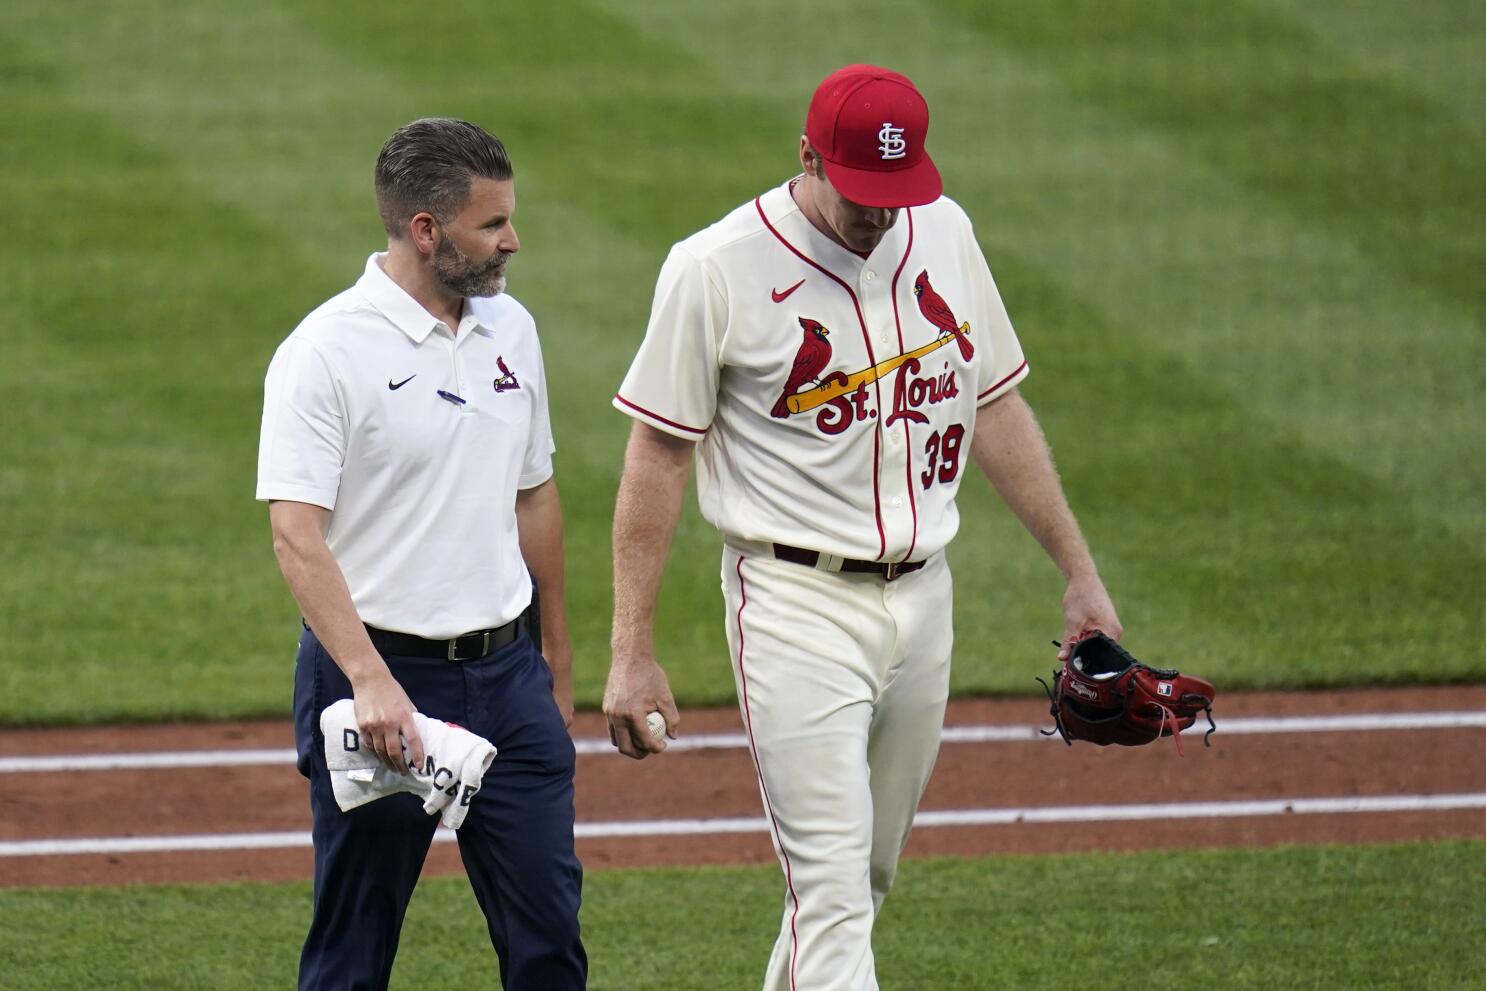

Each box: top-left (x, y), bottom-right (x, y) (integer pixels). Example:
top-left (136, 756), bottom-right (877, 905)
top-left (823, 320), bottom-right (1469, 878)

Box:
top-left (469, 271), bottom-right (508, 298)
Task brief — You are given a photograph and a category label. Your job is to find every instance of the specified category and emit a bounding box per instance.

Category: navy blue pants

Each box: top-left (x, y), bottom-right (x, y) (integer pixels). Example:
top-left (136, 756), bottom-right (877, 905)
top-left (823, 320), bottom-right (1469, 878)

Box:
top-left (292, 624), bottom-right (587, 990)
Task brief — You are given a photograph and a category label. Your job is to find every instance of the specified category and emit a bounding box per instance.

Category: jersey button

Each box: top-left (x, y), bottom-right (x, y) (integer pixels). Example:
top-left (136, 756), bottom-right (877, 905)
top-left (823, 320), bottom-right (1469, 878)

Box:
top-left (891, 496), bottom-right (904, 508)
top-left (864, 271), bottom-right (877, 282)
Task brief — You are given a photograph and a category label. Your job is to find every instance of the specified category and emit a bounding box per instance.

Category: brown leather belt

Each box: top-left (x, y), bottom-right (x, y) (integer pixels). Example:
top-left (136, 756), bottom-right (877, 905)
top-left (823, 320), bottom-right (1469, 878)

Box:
top-left (772, 543), bottom-right (926, 582)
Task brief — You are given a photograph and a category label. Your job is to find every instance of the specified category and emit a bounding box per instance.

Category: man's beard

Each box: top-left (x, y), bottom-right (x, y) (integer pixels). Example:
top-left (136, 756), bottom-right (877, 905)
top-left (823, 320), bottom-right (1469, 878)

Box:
top-left (433, 237), bottom-right (512, 298)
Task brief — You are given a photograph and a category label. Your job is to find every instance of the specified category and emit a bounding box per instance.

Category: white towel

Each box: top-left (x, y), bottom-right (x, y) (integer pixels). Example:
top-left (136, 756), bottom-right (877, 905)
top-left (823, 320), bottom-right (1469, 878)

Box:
top-left (319, 699), bottom-right (498, 829)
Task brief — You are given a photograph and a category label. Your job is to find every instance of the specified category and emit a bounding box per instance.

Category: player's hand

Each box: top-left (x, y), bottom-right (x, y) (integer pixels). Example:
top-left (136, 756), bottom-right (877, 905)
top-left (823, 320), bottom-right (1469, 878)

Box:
top-left (603, 652), bottom-right (680, 760)
top-left (1059, 573), bottom-right (1122, 660)
top-left (352, 670), bottom-right (425, 775)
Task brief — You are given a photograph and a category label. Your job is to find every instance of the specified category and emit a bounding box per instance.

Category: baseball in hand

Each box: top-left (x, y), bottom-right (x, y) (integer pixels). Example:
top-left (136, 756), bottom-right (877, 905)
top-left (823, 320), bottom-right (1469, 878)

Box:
top-left (645, 711), bottom-right (668, 741)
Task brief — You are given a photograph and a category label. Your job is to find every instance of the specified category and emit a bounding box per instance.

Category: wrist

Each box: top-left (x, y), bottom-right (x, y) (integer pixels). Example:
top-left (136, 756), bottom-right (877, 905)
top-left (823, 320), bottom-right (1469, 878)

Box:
top-left (1059, 553), bottom-right (1101, 584)
top-left (344, 654), bottom-right (394, 691)
top-left (610, 626), bottom-right (655, 657)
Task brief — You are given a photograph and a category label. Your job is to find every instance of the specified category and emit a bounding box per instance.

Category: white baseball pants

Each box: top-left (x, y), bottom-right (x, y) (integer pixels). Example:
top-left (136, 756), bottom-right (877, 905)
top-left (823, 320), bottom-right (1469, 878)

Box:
top-left (722, 544), bottom-right (953, 991)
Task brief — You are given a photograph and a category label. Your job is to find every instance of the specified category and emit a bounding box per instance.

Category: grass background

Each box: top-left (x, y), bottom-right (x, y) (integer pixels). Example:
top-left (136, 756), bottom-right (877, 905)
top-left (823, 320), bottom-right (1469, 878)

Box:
top-left (1, 0), bottom-right (1481, 724)
top-left (0, 4), bottom-right (1482, 989)
top-left (4, 843), bottom-right (1485, 989)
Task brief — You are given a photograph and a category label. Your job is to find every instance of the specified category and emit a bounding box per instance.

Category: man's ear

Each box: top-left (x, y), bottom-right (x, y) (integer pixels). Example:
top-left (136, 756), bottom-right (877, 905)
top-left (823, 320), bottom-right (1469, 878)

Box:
top-left (798, 136), bottom-right (819, 177)
top-left (407, 212), bottom-right (440, 255)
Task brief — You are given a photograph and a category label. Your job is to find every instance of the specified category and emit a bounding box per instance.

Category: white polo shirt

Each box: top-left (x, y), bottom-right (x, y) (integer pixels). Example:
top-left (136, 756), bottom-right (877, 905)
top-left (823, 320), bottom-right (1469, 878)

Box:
top-left (257, 253), bottom-right (554, 638)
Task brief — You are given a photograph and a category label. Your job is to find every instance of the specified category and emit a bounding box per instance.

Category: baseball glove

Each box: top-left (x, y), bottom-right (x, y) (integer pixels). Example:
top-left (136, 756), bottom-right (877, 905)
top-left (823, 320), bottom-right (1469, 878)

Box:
top-left (1037, 631), bottom-right (1216, 754)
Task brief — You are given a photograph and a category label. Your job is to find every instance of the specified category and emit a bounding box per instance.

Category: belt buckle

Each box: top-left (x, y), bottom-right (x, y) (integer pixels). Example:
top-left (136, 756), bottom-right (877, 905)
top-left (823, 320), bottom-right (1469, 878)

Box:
top-left (446, 630), bottom-right (492, 662)
top-left (884, 561), bottom-right (901, 582)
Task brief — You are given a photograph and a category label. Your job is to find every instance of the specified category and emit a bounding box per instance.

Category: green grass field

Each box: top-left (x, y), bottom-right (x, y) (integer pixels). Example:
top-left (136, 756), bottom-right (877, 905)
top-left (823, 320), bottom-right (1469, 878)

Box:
top-left (1, 3), bottom-right (1482, 987)
top-left (5, 843), bottom-right (1484, 990)
top-left (2, 0), bottom-right (1481, 724)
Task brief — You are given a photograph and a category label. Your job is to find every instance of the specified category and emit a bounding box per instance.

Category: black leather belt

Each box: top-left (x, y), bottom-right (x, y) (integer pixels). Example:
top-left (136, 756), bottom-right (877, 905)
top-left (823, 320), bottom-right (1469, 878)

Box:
top-left (366, 612), bottom-right (526, 662)
top-left (772, 543), bottom-right (926, 581)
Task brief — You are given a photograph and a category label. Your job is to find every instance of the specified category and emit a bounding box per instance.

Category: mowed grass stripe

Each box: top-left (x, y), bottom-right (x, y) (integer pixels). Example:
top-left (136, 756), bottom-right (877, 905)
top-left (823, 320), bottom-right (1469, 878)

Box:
top-left (934, 0), bottom-right (1486, 314)
top-left (1, 843), bottom-right (1482, 989)
top-left (1274, 0), bottom-right (1486, 134)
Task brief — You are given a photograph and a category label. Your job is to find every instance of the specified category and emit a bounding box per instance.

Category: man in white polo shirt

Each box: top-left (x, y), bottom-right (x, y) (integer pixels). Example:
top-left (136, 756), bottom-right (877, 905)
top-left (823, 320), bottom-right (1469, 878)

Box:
top-left (258, 118), bottom-right (586, 990)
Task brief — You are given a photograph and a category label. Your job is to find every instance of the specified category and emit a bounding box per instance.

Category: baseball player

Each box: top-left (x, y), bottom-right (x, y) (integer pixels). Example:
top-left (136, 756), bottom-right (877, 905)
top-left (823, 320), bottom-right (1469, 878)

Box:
top-left (603, 66), bottom-right (1121, 990)
top-left (258, 119), bottom-right (586, 990)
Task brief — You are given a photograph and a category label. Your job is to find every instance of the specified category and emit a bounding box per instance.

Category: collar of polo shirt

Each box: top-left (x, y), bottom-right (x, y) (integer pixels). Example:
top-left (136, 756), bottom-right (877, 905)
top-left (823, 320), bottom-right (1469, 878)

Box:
top-left (362, 254), bottom-right (490, 342)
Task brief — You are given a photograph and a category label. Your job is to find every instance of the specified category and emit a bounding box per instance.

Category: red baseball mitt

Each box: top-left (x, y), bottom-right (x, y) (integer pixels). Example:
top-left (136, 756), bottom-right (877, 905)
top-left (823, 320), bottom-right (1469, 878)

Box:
top-left (1037, 631), bottom-right (1216, 754)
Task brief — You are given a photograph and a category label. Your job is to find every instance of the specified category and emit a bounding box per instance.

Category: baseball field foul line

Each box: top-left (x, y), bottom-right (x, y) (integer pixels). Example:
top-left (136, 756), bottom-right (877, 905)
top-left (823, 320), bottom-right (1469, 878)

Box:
top-left (3, 711), bottom-right (1484, 773)
top-left (4, 793), bottom-right (1485, 858)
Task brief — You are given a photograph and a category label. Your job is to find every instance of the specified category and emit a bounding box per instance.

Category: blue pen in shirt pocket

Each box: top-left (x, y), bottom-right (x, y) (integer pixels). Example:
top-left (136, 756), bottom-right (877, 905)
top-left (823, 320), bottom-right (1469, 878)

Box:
top-left (437, 389), bottom-right (467, 406)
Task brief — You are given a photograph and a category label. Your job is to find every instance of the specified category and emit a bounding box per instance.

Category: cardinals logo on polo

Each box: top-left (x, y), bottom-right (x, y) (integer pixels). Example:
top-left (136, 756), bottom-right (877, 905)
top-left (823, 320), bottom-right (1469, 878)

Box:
top-left (492, 356), bottom-right (520, 393)
top-left (913, 270), bottom-right (973, 361)
top-left (771, 317), bottom-right (833, 418)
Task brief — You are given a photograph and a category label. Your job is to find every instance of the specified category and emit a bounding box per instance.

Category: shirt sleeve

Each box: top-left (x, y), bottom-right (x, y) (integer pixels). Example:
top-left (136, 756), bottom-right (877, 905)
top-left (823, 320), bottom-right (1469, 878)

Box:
top-left (612, 243), bottom-right (724, 439)
top-left (967, 223), bottom-right (1029, 405)
top-left (256, 336), bottom-right (346, 509)
top-left (519, 331), bottom-right (556, 490)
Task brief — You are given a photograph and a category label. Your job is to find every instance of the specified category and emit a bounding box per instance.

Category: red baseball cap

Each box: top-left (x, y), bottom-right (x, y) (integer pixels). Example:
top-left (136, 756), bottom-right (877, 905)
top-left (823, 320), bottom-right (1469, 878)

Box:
top-left (804, 64), bottom-right (942, 208)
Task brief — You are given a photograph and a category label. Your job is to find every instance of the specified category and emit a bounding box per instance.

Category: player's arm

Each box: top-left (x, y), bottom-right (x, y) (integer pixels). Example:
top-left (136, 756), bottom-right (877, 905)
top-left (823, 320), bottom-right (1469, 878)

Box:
top-left (604, 421), bottom-right (693, 759)
top-left (267, 500), bottom-right (424, 772)
top-left (970, 388), bottom-right (1122, 657)
top-left (515, 476), bottom-right (575, 729)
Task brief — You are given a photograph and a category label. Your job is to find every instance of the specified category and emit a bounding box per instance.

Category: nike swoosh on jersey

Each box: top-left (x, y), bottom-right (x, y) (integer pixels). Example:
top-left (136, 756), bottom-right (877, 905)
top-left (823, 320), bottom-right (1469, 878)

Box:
top-left (388, 374), bottom-right (416, 390)
top-left (771, 279), bottom-right (806, 303)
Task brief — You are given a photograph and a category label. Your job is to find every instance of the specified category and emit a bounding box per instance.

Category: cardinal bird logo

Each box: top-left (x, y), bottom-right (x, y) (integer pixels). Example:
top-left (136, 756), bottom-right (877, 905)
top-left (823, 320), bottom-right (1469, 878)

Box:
top-left (771, 317), bottom-right (832, 418)
top-left (492, 356), bottom-right (521, 393)
top-left (913, 270), bottom-right (974, 361)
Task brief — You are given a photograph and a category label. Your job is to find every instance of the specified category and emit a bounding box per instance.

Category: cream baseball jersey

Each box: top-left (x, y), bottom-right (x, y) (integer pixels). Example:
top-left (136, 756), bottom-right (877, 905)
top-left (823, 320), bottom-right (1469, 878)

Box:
top-left (614, 179), bottom-right (1028, 563)
top-left (258, 253), bottom-right (554, 639)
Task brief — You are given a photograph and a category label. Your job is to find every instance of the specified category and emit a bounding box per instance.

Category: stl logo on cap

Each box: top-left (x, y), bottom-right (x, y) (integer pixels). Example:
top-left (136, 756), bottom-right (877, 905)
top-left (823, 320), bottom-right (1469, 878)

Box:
top-left (878, 123), bottom-right (907, 160)
top-left (805, 64), bottom-right (942, 208)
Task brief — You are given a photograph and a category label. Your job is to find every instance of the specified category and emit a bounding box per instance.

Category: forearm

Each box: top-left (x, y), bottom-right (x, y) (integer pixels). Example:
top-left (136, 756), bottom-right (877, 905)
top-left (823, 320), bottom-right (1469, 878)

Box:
top-left (515, 477), bottom-right (571, 664)
top-left (611, 423), bottom-right (695, 656)
top-left (268, 501), bottom-right (389, 689)
top-left (970, 390), bottom-right (1098, 581)
top-left (269, 500), bottom-right (424, 767)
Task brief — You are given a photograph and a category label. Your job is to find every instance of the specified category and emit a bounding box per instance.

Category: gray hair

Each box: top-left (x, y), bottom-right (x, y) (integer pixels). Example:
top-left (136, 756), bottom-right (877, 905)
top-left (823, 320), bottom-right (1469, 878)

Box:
top-left (374, 118), bottom-right (514, 237)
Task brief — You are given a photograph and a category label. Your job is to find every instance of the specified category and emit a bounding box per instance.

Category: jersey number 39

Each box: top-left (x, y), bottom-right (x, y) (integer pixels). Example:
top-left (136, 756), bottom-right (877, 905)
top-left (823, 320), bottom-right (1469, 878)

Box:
top-left (920, 424), bottom-right (965, 489)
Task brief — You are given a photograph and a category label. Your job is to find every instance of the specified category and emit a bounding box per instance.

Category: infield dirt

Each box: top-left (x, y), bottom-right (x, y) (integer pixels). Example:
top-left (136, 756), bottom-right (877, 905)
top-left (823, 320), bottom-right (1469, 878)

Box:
top-left (3, 686), bottom-right (1484, 888)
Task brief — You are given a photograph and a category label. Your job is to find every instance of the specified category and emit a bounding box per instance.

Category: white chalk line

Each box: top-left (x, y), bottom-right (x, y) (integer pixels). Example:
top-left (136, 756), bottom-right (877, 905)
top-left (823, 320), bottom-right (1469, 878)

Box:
top-left (4, 793), bottom-right (1485, 858)
top-left (3, 710), bottom-right (1484, 774)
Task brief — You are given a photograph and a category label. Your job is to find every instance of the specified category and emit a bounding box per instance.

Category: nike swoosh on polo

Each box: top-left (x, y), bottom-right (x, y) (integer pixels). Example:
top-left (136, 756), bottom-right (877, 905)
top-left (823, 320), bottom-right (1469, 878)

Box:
top-left (771, 279), bottom-right (806, 303)
top-left (388, 375), bottom-right (416, 390)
